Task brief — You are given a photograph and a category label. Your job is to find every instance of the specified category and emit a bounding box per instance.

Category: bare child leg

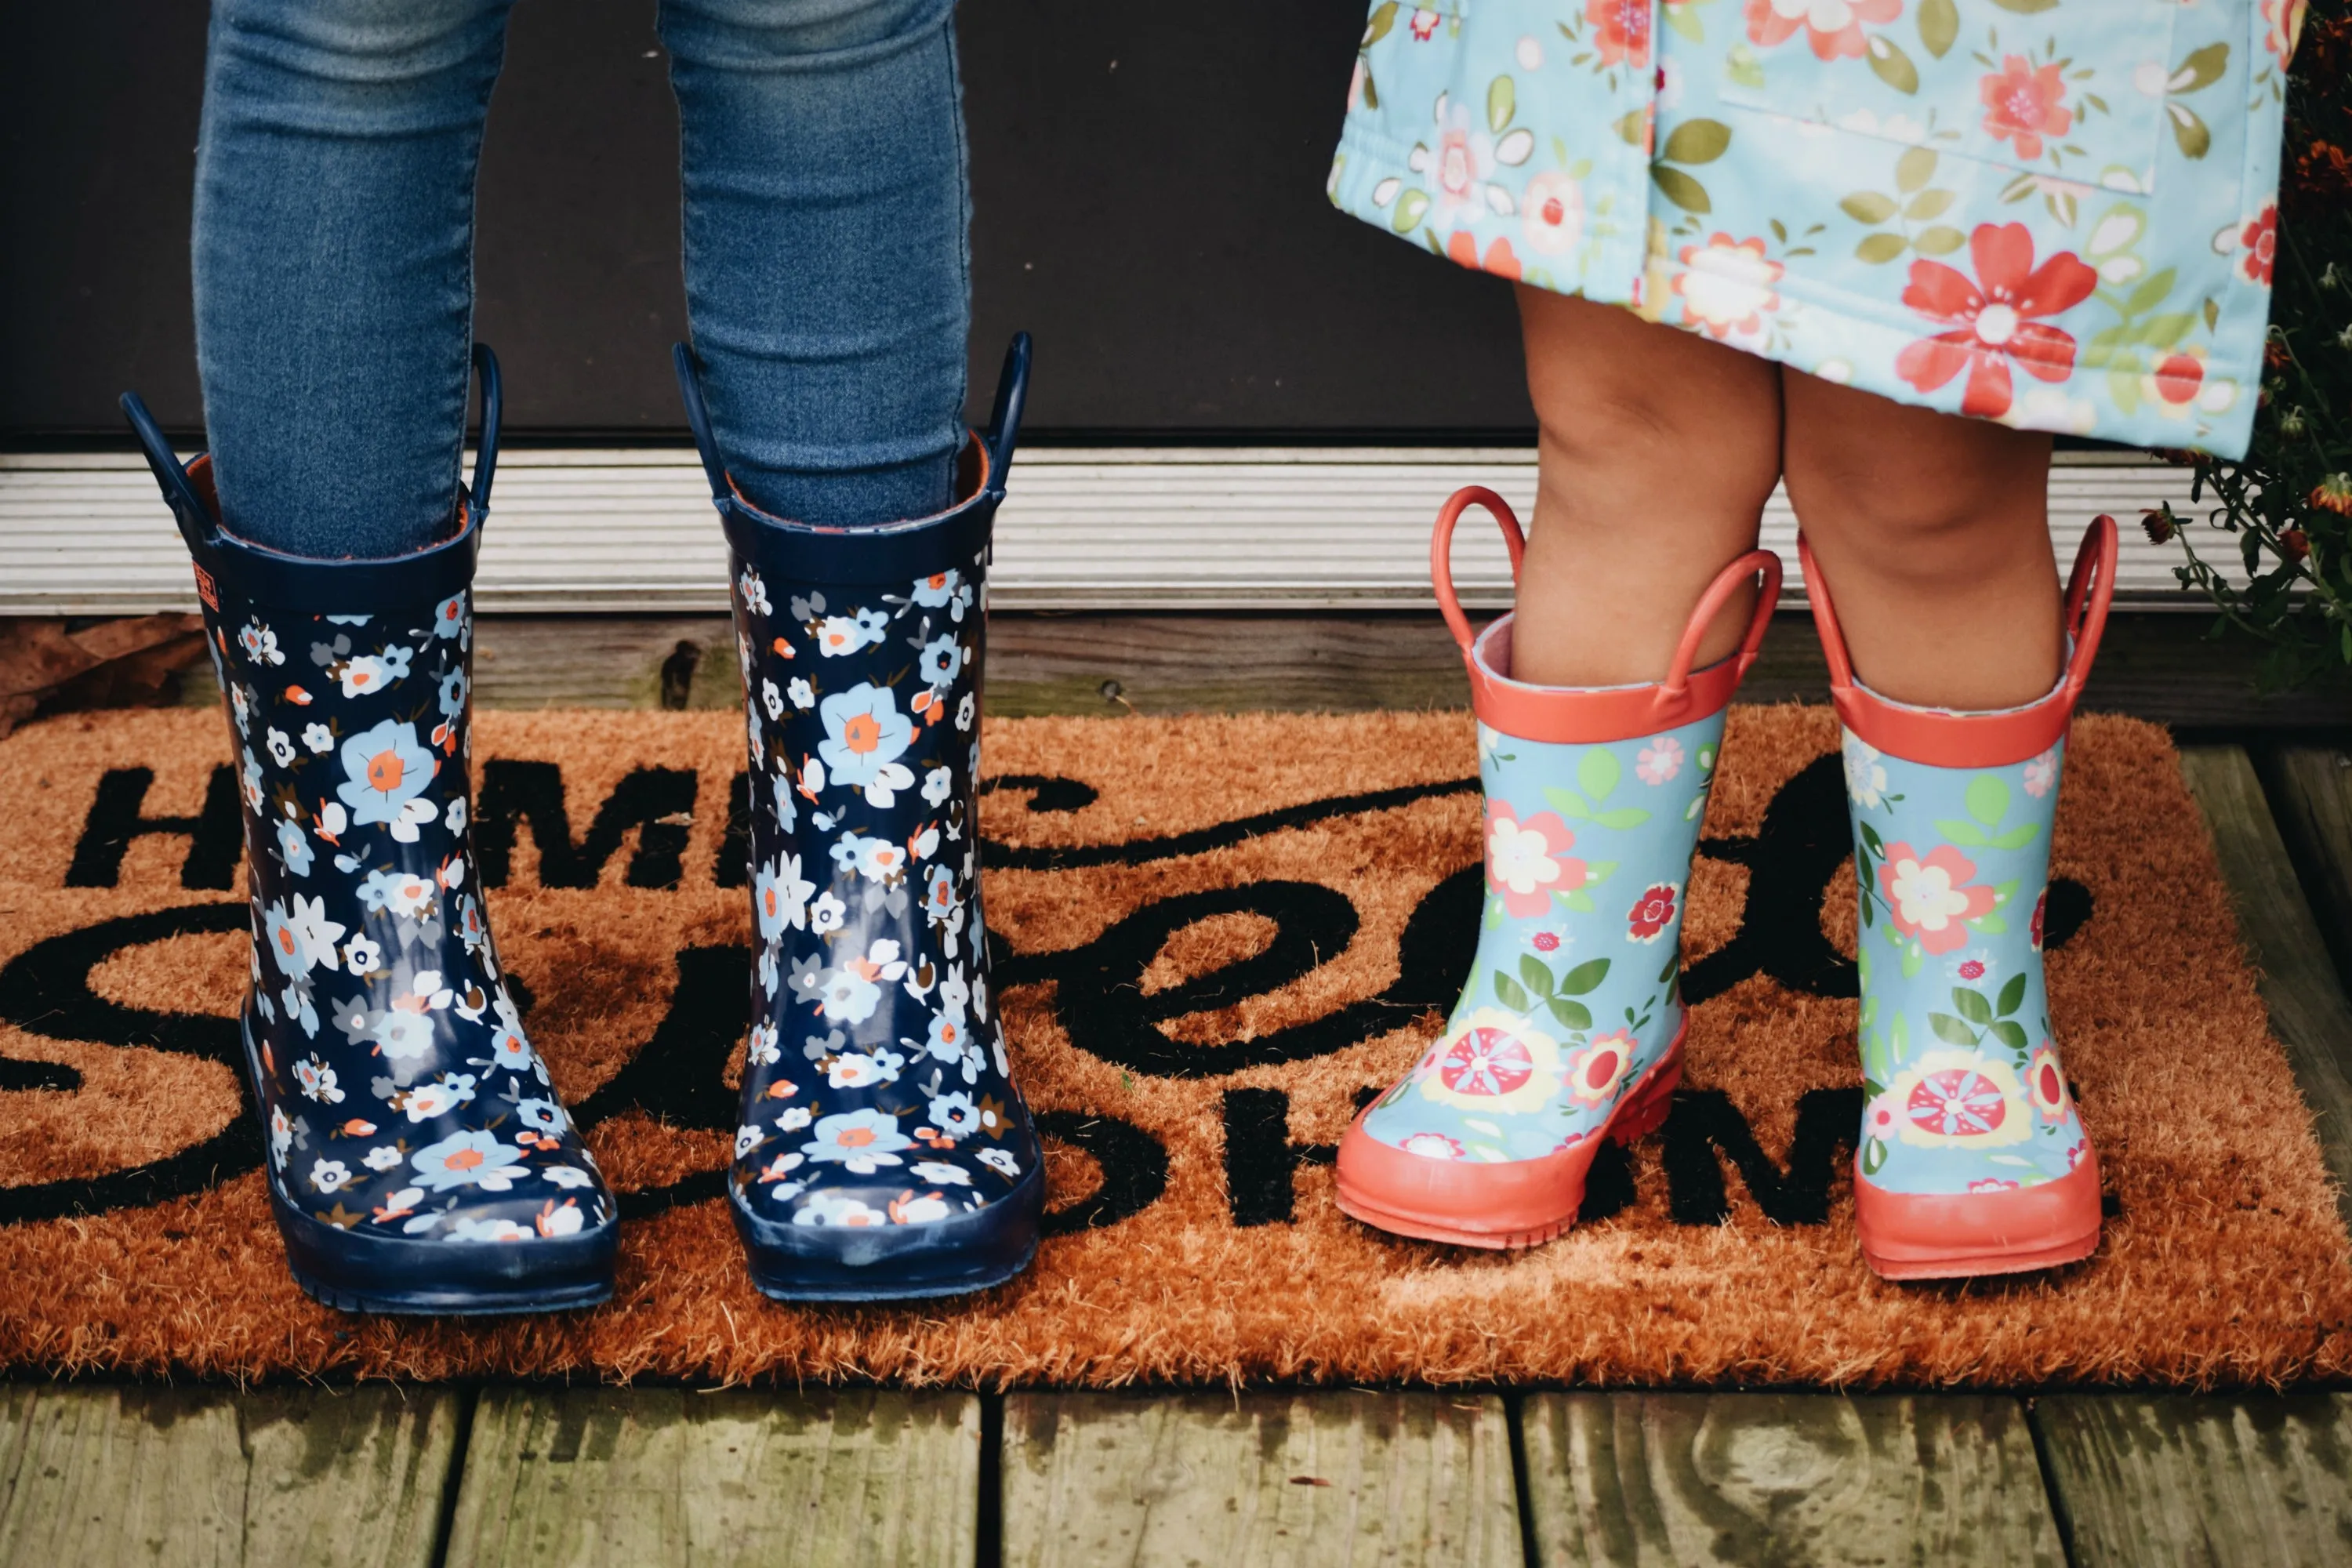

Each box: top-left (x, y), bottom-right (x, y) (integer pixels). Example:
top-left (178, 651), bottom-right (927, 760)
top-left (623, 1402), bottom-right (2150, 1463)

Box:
top-left (1780, 369), bottom-right (2060, 708)
top-left (1510, 289), bottom-right (1784, 687)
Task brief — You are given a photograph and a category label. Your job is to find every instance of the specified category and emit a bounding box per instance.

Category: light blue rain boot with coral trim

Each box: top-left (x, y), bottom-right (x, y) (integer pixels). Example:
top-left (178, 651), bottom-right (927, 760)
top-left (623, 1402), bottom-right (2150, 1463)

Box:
top-left (1334, 487), bottom-right (1780, 1248)
top-left (676, 335), bottom-right (1047, 1301)
top-left (118, 348), bottom-right (619, 1314)
top-left (1803, 517), bottom-right (2117, 1279)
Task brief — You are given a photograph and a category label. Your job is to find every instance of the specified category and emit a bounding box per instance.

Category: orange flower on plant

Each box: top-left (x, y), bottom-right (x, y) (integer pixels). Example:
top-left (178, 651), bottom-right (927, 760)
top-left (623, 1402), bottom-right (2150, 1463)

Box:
top-left (1445, 229), bottom-right (1522, 281)
top-left (1588, 0), bottom-right (1652, 68)
top-left (2310, 474), bottom-right (2352, 515)
top-left (1895, 223), bottom-right (2096, 419)
top-left (1979, 55), bottom-right (2073, 162)
top-left (1743, 0), bottom-right (1900, 62)
top-left (1877, 841), bottom-right (1998, 954)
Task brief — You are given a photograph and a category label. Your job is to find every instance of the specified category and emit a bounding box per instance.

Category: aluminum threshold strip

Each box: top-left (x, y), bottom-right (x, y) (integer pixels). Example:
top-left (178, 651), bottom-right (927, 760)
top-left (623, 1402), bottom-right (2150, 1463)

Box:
top-left (0, 448), bottom-right (2204, 615)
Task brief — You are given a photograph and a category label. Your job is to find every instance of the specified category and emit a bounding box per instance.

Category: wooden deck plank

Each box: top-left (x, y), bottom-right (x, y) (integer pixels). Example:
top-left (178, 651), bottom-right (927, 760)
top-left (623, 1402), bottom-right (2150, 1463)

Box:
top-left (999, 1390), bottom-right (1522, 1567)
top-left (0, 1382), bottom-right (461, 1568)
top-left (2034, 1394), bottom-right (2352, 1568)
top-left (1518, 1392), bottom-right (2061, 1566)
top-left (160, 612), bottom-right (2352, 728)
top-left (2259, 744), bottom-right (2352, 989)
top-left (441, 1386), bottom-right (979, 1566)
top-left (2180, 746), bottom-right (2352, 1232)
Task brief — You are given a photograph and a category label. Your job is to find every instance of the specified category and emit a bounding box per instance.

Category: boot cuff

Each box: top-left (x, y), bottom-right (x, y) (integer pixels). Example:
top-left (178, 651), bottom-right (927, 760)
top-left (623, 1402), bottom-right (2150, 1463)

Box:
top-left (717, 436), bottom-right (997, 586)
top-left (177, 456), bottom-right (481, 613)
top-left (1802, 516), bottom-right (2118, 768)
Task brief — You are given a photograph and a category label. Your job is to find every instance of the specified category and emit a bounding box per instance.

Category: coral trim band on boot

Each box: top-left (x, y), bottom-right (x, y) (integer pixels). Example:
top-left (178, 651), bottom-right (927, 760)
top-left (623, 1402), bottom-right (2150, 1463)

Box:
top-left (1799, 515), bottom-right (2118, 768)
top-left (1432, 488), bottom-right (1783, 742)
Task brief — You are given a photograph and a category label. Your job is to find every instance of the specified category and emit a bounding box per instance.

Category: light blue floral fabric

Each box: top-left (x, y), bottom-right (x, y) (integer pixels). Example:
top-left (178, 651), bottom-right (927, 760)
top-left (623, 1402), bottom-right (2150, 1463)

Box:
top-left (1329, 0), bottom-right (2303, 457)
top-left (1843, 728), bottom-right (2089, 1195)
top-left (1361, 709), bottom-right (1725, 1161)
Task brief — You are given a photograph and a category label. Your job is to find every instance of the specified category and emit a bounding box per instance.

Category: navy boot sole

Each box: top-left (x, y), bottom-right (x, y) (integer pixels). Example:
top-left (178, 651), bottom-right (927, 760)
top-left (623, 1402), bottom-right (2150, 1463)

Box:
top-left (243, 1018), bottom-right (617, 1316)
top-left (729, 1165), bottom-right (1047, 1302)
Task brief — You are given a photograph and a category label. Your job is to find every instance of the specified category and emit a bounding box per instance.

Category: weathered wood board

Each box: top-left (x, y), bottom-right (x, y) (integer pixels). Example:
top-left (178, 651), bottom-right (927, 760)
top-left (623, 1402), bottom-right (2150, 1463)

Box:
top-left (2035, 1394), bottom-right (2352, 1568)
top-left (1518, 1392), bottom-right (2062, 1567)
top-left (1000, 1389), bottom-right (1523, 1567)
top-left (441, 1385), bottom-right (979, 1566)
top-left (0, 1382), bottom-right (460, 1568)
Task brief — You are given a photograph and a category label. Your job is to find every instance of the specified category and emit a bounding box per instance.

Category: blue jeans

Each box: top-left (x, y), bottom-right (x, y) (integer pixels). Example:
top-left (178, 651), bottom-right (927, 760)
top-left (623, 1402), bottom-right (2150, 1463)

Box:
top-left (194, 0), bottom-right (970, 556)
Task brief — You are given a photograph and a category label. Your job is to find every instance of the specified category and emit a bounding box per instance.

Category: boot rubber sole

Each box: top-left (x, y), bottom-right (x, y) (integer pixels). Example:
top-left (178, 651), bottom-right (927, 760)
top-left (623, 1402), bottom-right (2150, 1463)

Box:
top-left (1854, 1149), bottom-right (2103, 1281)
top-left (1334, 1025), bottom-right (1685, 1250)
top-left (730, 1163), bottom-right (1047, 1301)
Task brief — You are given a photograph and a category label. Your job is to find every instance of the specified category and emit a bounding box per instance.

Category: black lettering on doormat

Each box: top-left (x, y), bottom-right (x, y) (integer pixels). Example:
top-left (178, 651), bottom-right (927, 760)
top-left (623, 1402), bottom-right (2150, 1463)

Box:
top-left (65, 766), bottom-right (243, 890)
top-left (1659, 1087), bottom-right (1864, 1227)
top-left (1036, 1110), bottom-right (1168, 1235)
top-left (474, 761), bottom-right (699, 890)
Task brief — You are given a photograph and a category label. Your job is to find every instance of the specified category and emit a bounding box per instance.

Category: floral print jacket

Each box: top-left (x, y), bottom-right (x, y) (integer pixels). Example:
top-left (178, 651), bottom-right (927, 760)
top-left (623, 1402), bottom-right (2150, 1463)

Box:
top-left (1330, 0), bottom-right (2301, 456)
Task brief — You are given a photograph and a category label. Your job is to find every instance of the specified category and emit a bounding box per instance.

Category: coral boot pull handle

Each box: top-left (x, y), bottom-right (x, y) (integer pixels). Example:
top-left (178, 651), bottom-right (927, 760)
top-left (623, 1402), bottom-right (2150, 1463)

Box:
top-left (1430, 485), bottom-right (1527, 657)
top-left (1802, 515), bottom-right (2119, 710)
top-left (1653, 548), bottom-right (1782, 723)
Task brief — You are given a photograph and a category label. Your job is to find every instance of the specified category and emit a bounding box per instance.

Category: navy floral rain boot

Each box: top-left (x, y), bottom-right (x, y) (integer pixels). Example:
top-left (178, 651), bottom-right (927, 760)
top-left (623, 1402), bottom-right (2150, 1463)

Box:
top-left (118, 347), bottom-right (619, 1314)
top-left (674, 336), bottom-right (1047, 1300)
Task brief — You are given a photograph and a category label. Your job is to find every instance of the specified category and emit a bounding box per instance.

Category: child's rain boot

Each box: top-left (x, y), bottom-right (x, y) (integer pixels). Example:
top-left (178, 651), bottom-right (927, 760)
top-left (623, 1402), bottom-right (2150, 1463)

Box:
top-left (1802, 517), bottom-right (2117, 1279)
top-left (118, 347), bottom-right (620, 1313)
top-left (675, 335), bottom-right (1047, 1300)
top-left (1334, 487), bottom-right (1780, 1247)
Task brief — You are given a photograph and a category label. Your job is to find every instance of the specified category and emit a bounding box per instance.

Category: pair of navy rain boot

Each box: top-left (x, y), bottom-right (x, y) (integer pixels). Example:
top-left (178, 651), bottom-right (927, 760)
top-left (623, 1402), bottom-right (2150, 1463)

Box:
top-left (118, 339), bottom-right (1046, 1312)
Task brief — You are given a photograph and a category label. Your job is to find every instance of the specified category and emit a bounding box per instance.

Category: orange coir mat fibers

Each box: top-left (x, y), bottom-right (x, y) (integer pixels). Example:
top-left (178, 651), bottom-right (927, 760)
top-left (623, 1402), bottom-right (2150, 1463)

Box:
top-left (0, 705), bottom-right (2346, 1388)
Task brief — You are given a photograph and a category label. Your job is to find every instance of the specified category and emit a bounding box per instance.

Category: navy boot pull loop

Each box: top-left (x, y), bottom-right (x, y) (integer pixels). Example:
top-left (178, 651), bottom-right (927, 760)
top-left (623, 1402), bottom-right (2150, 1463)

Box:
top-left (468, 342), bottom-right (502, 518)
top-left (670, 342), bottom-right (733, 504)
top-left (982, 332), bottom-right (1031, 495)
top-left (117, 390), bottom-right (213, 555)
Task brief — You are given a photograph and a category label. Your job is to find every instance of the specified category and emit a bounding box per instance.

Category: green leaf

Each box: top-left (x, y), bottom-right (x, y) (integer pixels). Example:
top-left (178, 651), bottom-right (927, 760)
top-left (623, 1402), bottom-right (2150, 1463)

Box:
top-left (1542, 786), bottom-right (1592, 819)
top-left (1929, 1012), bottom-right (1980, 1046)
top-left (1519, 954), bottom-right (1555, 998)
top-left (1660, 953), bottom-right (1681, 985)
top-left (1891, 1011), bottom-right (1910, 1061)
top-left (1839, 191), bottom-right (1899, 224)
top-left (1361, 71), bottom-right (1378, 110)
top-left (1966, 913), bottom-right (2009, 935)
top-left (1651, 165), bottom-right (1711, 214)
top-left (1577, 747), bottom-right (1621, 804)
top-left (1987, 0), bottom-right (2058, 12)
top-left (1559, 958), bottom-right (1613, 996)
top-left (1548, 997), bottom-right (1592, 1030)
top-left (1953, 987), bottom-right (1994, 1025)
top-left (1904, 189), bottom-right (1955, 220)
top-left (1592, 808), bottom-right (1653, 831)
top-left (1991, 1019), bottom-right (2031, 1054)
top-left (1487, 74), bottom-right (1516, 134)
top-left (1860, 895), bottom-right (1875, 929)
top-left (1935, 817), bottom-right (1990, 846)
top-left (1855, 231), bottom-right (1909, 264)
top-left (1661, 118), bottom-right (1732, 165)
top-left (1991, 822), bottom-right (2041, 850)
top-left (1583, 859), bottom-right (1619, 886)
top-left (1364, 2), bottom-right (1399, 45)
top-left (1613, 110), bottom-right (1649, 147)
top-left (2172, 42), bottom-right (2230, 92)
top-left (1867, 35), bottom-right (1919, 94)
top-left (1913, 225), bottom-right (1967, 256)
top-left (1858, 820), bottom-right (1886, 855)
top-left (1560, 889), bottom-right (1595, 913)
top-left (2125, 267), bottom-right (2178, 318)
top-left (2133, 311), bottom-right (2197, 349)
top-left (1493, 972), bottom-right (1530, 1011)
top-left (1918, 0), bottom-right (1958, 56)
top-left (1392, 189), bottom-right (1429, 234)
top-left (1863, 1135), bottom-right (1889, 1175)
top-left (1895, 146), bottom-right (1937, 193)
top-left (1966, 775), bottom-right (2009, 828)
top-left (1726, 45), bottom-right (1766, 89)
top-left (1997, 971), bottom-right (2028, 1018)
top-left (2169, 102), bottom-right (2211, 160)
top-left (1667, 0), bottom-right (1705, 40)
top-left (2203, 296), bottom-right (2220, 332)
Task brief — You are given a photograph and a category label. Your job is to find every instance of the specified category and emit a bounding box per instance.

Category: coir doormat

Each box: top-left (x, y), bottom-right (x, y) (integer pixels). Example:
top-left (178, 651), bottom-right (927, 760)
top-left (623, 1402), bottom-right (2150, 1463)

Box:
top-left (0, 706), bottom-right (2347, 1387)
